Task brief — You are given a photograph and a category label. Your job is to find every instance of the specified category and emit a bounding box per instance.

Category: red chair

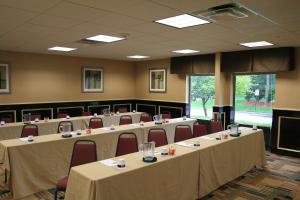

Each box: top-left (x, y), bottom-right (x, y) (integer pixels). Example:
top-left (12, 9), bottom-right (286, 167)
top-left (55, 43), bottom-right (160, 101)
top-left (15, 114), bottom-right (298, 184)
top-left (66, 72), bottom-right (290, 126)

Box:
top-left (30, 114), bottom-right (41, 121)
top-left (119, 115), bottom-right (132, 125)
top-left (89, 117), bottom-right (103, 129)
top-left (140, 113), bottom-right (152, 122)
top-left (58, 112), bottom-right (68, 119)
top-left (210, 120), bottom-right (223, 133)
top-left (55, 140), bottom-right (97, 200)
top-left (82, 111), bottom-right (91, 116)
top-left (21, 124), bottom-right (39, 138)
top-left (57, 121), bottom-right (74, 133)
top-left (118, 107), bottom-right (128, 113)
top-left (193, 122), bottom-right (207, 137)
top-left (115, 133), bottom-right (138, 156)
top-left (1, 116), bottom-right (13, 123)
top-left (161, 111), bottom-right (171, 119)
top-left (148, 128), bottom-right (168, 147)
top-left (174, 125), bottom-right (192, 142)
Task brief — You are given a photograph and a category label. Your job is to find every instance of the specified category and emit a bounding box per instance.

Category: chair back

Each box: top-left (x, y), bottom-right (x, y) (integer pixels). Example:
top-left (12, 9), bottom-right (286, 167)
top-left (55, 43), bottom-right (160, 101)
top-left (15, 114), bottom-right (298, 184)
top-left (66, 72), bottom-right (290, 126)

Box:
top-left (57, 121), bottom-right (74, 133)
top-left (82, 111), bottom-right (91, 116)
top-left (119, 115), bottom-right (132, 125)
top-left (210, 120), bottom-right (223, 133)
top-left (116, 133), bottom-right (138, 156)
top-left (140, 113), bottom-right (152, 122)
top-left (193, 122), bottom-right (207, 137)
top-left (1, 116), bottom-right (13, 123)
top-left (148, 128), bottom-right (168, 147)
top-left (58, 112), bottom-right (68, 119)
top-left (21, 124), bottom-right (39, 138)
top-left (174, 125), bottom-right (192, 142)
top-left (161, 111), bottom-right (171, 119)
top-left (31, 114), bottom-right (41, 121)
top-left (118, 107), bottom-right (128, 113)
top-left (70, 140), bottom-right (97, 169)
top-left (89, 117), bottom-right (103, 129)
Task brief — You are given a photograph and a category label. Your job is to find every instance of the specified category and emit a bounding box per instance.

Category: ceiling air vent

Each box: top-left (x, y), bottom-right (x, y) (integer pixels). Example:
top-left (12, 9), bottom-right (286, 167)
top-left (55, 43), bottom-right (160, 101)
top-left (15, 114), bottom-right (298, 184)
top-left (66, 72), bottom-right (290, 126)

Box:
top-left (192, 3), bottom-right (251, 22)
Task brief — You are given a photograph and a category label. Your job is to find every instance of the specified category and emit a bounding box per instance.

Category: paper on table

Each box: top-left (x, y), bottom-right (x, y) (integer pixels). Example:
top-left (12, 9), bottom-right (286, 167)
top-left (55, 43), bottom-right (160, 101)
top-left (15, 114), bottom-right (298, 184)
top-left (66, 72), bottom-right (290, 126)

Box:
top-left (130, 124), bottom-right (140, 127)
top-left (100, 127), bottom-right (112, 131)
top-left (175, 141), bottom-right (196, 148)
top-left (201, 136), bottom-right (215, 140)
top-left (99, 159), bottom-right (117, 167)
top-left (19, 137), bottom-right (29, 142)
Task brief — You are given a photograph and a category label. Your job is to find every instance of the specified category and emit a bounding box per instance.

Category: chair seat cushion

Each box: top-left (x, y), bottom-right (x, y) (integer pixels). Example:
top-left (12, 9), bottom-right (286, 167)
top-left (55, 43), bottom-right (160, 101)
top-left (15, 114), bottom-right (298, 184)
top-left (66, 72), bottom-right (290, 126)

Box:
top-left (56, 176), bottom-right (68, 190)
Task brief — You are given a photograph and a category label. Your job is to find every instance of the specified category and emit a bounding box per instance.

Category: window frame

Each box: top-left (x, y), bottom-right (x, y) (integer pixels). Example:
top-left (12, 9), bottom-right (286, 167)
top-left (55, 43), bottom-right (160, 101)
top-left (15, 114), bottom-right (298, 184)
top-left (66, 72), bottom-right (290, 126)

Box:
top-left (232, 72), bottom-right (276, 127)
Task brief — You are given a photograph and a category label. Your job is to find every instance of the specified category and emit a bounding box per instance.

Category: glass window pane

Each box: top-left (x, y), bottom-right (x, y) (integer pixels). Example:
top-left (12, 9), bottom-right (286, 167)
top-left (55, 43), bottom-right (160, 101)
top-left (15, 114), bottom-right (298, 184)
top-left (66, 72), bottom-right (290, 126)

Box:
top-left (190, 75), bottom-right (215, 120)
top-left (234, 74), bottom-right (276, 127)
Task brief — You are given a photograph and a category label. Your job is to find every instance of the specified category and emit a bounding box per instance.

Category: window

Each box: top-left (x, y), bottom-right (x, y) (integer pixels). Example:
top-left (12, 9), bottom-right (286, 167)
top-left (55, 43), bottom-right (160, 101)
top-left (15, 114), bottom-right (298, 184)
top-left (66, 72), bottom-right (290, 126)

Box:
top-left (189, 75), bottom-right (215, 119)
top-left (234, 74), bottom-right (276, 127)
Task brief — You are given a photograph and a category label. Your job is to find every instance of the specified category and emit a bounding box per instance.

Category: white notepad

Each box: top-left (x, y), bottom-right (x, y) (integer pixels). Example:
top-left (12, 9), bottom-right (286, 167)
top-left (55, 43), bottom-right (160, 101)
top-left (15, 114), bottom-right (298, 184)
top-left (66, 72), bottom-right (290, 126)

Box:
top-left (99, 159), bottom-right (117, 167)
top-left (201, 136), bottom-right (215, 140)
top-left (175, 141), bottom-right (196, 148)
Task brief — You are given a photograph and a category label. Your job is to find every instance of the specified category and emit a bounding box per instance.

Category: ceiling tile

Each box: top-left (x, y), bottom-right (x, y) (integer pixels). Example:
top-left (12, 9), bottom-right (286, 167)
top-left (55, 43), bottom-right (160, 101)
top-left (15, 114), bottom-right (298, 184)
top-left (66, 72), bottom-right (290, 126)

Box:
top-left (116, 1), bottom-right (181, 21)
top-left (149, 0), bottom-right (231, 13)
top-left (29, 14), bottom-right (83, 29)
top-left (44, 1), bottom-right (107, 20)
top-left (90, 13), bottom-right (146, 29)
top-left (0, 0), bottom-right (61, 12)
top-left (67, 0), bottom-right (143, 12)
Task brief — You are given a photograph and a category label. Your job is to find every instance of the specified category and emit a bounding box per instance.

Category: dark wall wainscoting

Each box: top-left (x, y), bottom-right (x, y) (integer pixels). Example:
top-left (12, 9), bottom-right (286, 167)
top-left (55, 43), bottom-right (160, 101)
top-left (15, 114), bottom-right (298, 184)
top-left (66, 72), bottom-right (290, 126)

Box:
top-left (271, 109), bottom-right (300, 158)
top-left (135, 100), bottom-right (187, 119)
top-left (0, 99), bottom-right (187, 122)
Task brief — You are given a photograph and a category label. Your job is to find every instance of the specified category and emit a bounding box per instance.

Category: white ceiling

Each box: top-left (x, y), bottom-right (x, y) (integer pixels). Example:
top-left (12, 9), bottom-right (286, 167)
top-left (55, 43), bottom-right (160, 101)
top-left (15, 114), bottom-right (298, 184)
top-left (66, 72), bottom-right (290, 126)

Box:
top-left (0, 0), bottom-right (300, 60)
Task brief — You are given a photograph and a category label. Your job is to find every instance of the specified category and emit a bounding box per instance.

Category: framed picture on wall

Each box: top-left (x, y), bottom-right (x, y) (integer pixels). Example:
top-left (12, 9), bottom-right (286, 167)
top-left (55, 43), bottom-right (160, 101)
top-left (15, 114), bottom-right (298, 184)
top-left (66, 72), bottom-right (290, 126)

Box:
top-left (0, 62), bottom-right (10, 93)
top-left (149, 68), bottom-right (167, 93)
top-left (82, 67), bottom-right (103, 93)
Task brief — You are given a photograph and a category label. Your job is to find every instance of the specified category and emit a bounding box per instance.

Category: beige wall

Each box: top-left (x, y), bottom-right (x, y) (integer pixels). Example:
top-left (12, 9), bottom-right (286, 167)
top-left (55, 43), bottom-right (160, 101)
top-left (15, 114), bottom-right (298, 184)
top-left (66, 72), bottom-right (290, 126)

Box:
top-left (214, 53), bottom-right (232, 106)
top-left (1, 49), bottom-right (300, 108)
top-left (0, 51), bottom-right (135, 104)
top-left (275, 48), bottom-right (300, 109)
top-left (135, 59), bottom-right (187, 103)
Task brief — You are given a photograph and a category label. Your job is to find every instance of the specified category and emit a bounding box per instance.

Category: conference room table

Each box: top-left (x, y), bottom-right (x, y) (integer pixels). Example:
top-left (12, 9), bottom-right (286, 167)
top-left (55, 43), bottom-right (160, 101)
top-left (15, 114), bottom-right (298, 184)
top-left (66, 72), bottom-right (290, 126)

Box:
top-left (65, 127), bottom-right (266, 200)
top-left (0, 117), bottom-right (196, 199)
top-left (0, 112), bottom-right (142, 140)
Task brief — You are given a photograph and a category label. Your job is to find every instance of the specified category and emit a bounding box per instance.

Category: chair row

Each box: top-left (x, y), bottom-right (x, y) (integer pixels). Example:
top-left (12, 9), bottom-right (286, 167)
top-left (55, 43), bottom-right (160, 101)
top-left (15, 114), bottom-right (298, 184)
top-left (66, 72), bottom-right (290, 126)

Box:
top-left (20, 117), bottom-right (223, 139)
top-left (19, 115), bottom-right (146, 138)
top-left (53, 120), bottom-right (222, 199)
top-left (0, 109), bottom-right (173, 123)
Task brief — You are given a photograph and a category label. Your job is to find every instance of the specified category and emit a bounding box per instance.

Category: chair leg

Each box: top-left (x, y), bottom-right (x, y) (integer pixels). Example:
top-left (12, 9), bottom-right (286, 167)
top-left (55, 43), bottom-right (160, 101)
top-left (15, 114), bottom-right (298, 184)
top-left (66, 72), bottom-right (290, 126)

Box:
top-left (4, 169), bottom-right (7, 183)
top-left (54, 189), bottom-right (58, 200)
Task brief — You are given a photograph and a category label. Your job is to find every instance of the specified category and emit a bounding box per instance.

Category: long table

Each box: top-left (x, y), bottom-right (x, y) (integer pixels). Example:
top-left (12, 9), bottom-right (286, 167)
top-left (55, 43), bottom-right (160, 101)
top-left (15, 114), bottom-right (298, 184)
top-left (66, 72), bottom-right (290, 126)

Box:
top-left (0, 118), bottom-right (195, 199)
top-left (0, 112), bottom-right (142, 140)
top-left (64, 127), bottom-right (266, 200)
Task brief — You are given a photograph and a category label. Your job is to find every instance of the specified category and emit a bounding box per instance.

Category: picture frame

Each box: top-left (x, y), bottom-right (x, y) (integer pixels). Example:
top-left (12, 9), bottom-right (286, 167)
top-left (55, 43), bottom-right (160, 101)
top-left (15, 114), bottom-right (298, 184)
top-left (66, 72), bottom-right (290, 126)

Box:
top-left (82, 67), bottom-right (103, 93)
top-left (0, 62), bottom-right (10, 94)
top-left (149, 68), bottom-right (167, 93)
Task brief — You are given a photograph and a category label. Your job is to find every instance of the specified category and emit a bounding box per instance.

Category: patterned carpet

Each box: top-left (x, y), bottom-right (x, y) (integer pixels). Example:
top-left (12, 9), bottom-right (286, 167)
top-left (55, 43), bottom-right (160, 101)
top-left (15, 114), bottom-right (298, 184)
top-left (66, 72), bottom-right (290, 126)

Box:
top-left (0, 153), bottom-right (299, 200)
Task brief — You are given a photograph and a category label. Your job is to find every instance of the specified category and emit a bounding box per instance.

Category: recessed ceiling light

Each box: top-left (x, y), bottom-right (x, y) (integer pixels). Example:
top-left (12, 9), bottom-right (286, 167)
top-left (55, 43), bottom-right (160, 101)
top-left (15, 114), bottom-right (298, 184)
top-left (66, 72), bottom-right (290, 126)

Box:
top-left (155, 14), bottom-right (210, 28)
top-left (127, 55), bottom-right (150, 59)
top-left (240, 41), bottom-right (274, 48)
top-left (48, 46), bottom-right (76, 52)
top-left (86, 35), bottom-right (125, 43)
top-left (173, 49), bottom-right (199, 54)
